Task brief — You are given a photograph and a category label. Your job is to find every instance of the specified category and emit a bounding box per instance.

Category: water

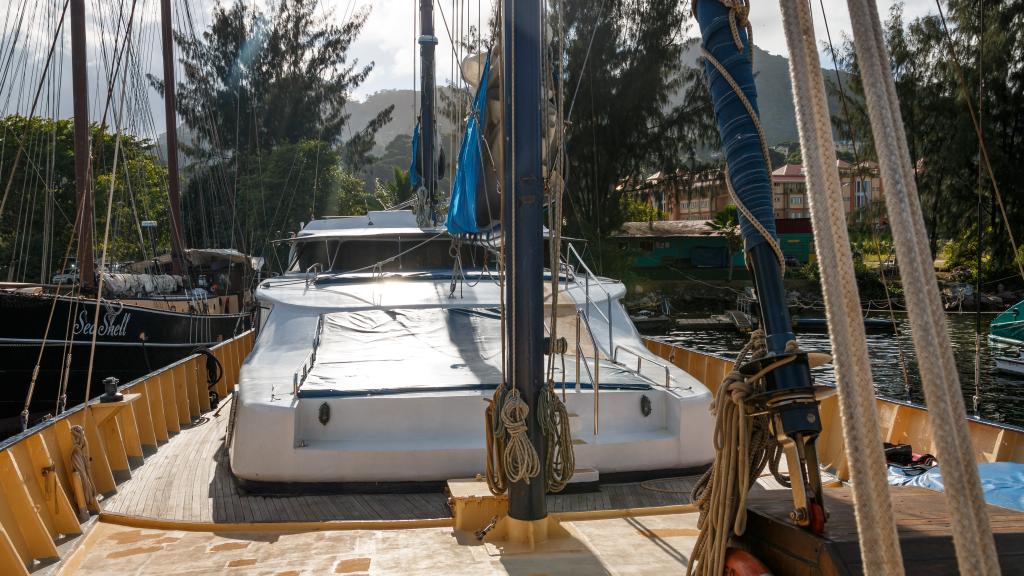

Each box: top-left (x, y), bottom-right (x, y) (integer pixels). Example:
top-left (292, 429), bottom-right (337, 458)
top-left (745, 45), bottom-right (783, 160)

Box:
top-left (657, 312), bottom-right (1024, 428)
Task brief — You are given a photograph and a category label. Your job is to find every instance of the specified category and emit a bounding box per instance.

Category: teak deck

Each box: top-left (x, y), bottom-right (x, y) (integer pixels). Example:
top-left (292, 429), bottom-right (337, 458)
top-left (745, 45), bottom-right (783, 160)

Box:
top-left (741, 487), bottom-right (1024, 575)
top-left (101, 397), bottom-right (728, 523)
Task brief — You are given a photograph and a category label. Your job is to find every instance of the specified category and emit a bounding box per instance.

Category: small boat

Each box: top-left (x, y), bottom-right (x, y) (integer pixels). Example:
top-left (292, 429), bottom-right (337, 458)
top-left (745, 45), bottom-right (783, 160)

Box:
top-left (990, 299), bottom-right (1024, 345)
top-left (995, 349), bottom-right (1024, 376)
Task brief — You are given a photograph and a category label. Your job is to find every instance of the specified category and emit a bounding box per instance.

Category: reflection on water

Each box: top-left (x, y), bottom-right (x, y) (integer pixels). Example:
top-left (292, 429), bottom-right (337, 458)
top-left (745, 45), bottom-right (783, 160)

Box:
top-left (658, 312), bottom-right (1024, 428)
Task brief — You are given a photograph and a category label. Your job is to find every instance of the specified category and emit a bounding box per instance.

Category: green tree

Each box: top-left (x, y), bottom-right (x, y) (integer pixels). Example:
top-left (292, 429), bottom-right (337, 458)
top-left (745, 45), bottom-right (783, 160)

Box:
top-left (0, 116), bottom-right (170, 282)
top-left (161, 0), bottom-right (392, 263)
top-left (558, 0), bottom-right (716, 270)
top-left (707, 205), bottom-right (742, 281)
top-left (825, 1), bottom-right (1024, 280)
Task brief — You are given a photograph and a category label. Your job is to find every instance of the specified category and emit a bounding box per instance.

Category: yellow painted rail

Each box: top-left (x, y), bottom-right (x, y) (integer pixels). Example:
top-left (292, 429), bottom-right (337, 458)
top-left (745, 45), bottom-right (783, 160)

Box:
top-left (0, 330), bottom-right (254, 575)
top-left (644, 338), bottom-right (1024, 480)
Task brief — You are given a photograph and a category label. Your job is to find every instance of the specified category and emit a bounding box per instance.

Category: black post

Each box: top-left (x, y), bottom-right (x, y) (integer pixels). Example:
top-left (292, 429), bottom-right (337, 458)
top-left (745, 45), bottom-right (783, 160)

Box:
top-left (419, 0), bottom-right (438, 224)
top-left (160, 0), bottom-right (187, 275)
top-left (503, 0), bottom-right (546, 522)
top-left (71, 0), bottom-right (94, 291)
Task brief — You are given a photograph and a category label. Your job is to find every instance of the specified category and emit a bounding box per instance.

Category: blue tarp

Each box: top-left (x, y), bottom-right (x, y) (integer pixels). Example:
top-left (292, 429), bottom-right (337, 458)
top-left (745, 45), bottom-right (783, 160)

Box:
top-left (887, 462), bottom-right (1024, 512)
top-left (445, 56), bottom-right (491, 235)
top-left (410, 121), bottom-right (421, 190)
top-left (695, 0), bottom-right (777, 248)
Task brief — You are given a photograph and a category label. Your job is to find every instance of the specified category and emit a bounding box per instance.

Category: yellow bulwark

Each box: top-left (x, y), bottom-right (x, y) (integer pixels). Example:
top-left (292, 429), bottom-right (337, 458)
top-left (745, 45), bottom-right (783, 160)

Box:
top-left (0, 331), bottom-right (254, 575)
top-left (643, 338), bottom-right (1024, 478)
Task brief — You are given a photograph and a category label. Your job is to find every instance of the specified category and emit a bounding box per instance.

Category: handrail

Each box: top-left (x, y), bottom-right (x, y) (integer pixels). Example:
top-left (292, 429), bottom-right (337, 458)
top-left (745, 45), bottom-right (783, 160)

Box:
top-left (564, 242), bottom-right (614, 355)
top-left (305, 263), bottom-right (322, 287)
top-left (0, 330), bottom-right (255, 574)
top-left (613, 344), bottom-right (672, 388)
top-left (575, 309), bottom-right (601, 436)
top-left (293, 314), bottom-right (325, 395)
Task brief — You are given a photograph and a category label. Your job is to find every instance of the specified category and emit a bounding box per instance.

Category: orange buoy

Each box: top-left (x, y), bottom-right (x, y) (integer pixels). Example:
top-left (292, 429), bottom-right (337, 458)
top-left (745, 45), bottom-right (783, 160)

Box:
top-left (724, 547), bottom-right (772, 576)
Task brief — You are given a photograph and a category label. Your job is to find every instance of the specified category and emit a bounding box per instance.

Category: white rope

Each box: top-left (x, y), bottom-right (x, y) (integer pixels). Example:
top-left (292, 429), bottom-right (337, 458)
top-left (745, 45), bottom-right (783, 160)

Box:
top-left (70, 424), bottom-right (98, 517)
top-left (844, 0), bottom-right (1000, 573)
top-left (500, 388), bottom-right (541, 485)
top-left (777, 0), bottom-right (904, 573)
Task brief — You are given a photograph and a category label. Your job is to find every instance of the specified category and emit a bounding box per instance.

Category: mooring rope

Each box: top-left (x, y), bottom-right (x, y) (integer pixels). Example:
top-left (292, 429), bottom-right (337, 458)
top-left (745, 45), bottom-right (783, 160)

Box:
top-left (70, 424), bottom-right (98, 518)
top-left (499, 387), bottom-right (541, 485)
top-left (687, 329), bottom-right (790, 576)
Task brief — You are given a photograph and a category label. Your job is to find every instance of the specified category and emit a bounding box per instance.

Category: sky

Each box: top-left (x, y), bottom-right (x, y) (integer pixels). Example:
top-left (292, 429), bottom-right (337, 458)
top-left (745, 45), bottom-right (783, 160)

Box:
top-left (349, 0), bottom-right (938, 99)
top-left (0, 0), bottom-right (940, 135)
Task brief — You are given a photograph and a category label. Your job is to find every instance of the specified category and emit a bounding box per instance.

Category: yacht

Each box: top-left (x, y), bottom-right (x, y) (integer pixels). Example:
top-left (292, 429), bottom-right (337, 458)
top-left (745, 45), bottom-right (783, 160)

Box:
top-left (229, 211), bottom-right (714, 485)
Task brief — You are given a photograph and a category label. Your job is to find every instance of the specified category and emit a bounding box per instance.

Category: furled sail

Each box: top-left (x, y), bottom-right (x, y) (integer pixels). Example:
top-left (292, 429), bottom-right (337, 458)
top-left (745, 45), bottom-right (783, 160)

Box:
top-left (445, 55), bottom-right (492, 235)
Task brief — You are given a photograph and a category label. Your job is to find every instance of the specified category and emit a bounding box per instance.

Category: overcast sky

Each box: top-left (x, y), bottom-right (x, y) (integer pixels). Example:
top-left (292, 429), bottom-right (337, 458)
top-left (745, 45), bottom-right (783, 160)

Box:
top-left (1, 0), bottom-right (940, 135)
top-left (349, 0), bottom-right (937, 99)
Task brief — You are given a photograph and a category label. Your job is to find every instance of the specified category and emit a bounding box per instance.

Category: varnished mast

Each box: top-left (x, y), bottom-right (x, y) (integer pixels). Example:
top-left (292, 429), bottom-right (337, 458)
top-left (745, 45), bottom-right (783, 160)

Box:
top-left (70, 0), bottom-right (94, 291)
top-left (160, 0), bottom-right (187, 275)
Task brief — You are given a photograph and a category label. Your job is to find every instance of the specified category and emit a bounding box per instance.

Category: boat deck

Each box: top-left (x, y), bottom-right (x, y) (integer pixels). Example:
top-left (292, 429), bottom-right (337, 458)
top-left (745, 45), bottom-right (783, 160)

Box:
top-left (100, 395), bottom-right (792, 524)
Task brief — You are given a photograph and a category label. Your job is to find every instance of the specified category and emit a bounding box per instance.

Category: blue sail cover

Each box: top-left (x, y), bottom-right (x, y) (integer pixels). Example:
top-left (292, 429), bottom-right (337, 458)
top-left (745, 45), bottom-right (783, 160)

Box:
top-left (445, 56), bottom-right (491, 235)
top-left (409, 121), bottom-right (422, 190)
top-left (695, 1), bottom-right (777, 248)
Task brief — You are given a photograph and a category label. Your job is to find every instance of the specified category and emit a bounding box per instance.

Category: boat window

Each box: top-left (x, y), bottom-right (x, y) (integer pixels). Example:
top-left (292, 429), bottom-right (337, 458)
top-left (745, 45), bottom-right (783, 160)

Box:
top-left (290, 238), bottom-right (491, 273)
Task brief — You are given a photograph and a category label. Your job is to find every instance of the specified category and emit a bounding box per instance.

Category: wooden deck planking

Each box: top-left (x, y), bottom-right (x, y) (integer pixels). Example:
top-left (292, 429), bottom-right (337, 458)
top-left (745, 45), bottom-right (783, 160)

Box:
top-left (102, 400), bottom-right (725, 523)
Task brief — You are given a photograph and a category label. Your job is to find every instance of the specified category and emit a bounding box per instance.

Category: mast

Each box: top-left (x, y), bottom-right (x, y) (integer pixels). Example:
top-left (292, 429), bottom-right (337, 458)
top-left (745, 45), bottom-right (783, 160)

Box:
top-left (503, 0), bottom-right (546, 522)
top-left (71, 0), bottom-right (94, 291)
top-left (160, 0), bottom-right (186, 274)
top-left (418, 0), bottom-right (438, 224)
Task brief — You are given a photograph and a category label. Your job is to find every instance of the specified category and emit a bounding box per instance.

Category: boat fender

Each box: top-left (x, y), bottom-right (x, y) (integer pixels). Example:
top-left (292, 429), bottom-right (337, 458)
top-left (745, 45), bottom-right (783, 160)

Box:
top-left (724, 547), bottom-right (772, 576)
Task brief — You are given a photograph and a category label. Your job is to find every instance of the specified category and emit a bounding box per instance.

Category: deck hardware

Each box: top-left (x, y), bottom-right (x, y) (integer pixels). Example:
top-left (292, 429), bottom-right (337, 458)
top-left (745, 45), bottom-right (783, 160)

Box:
top-left (474, 515), bottom-right (499, 541)
top-left (640, 395), bottom-right (652, 417)
top-left (545, 336), bottom-right (567, 355)
top-left (318, 402), bottom-right (331, 425)
top-left (100, 377), bottom-right (123, 403)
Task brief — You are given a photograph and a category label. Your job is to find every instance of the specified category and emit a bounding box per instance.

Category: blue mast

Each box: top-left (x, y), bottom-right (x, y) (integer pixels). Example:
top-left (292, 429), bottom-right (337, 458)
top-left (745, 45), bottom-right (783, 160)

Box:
top-left (503, 0), bottom-right (546, 521)
top-left (695, 0), bottom-right (826, 532)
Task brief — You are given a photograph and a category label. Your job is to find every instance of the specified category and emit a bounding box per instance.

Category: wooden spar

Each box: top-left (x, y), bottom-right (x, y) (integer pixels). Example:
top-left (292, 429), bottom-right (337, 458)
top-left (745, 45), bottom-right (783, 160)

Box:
top-left (70, 0), bottom-right (94, 291)
top-left (160, 0), bottom-right (186, 275)
top-left (418, 0), bottom-right (438, 224)
top-left (503, 0), bottom-right (546, 521)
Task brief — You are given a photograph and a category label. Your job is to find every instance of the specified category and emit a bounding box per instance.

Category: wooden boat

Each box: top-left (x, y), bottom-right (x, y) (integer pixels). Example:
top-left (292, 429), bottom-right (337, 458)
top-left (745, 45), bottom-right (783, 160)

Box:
top-left (0, 0), bottom-right (1020, 574)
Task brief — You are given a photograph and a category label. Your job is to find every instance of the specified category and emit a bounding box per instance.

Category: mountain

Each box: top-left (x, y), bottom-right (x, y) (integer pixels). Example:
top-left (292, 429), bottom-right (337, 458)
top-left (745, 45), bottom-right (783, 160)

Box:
top-left (347, 44), bottom-right (851, 167)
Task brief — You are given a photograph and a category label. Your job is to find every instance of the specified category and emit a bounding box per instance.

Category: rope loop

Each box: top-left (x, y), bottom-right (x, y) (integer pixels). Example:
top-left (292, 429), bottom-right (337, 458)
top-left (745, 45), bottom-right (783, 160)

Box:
top-left (500, 388), bottom-right (541, 485)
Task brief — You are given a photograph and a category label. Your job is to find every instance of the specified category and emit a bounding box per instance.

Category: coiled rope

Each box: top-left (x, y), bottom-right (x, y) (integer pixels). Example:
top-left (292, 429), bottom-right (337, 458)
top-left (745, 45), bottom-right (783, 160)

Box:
top-left (485, 380), bottom-right (575, 494)
top-left (539, 381), bottom-right (575, 492)
top-left (499, 387), bottom-right (540, 485)
top-left (687, 329), bottom-right (790, 576)
top-left (70, 424), bottom-right (98, 519)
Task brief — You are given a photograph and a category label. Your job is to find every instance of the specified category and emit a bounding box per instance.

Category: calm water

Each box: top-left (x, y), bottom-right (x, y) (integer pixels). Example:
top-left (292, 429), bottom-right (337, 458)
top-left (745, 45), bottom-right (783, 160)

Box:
top-left (658, 312), bottom-right (1024, 428)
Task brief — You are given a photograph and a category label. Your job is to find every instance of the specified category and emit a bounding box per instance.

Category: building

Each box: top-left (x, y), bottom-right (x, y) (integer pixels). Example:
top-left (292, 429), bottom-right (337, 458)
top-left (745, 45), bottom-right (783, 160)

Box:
top-left (613, 218), bottom-right (816, 278)
top-left (770, 161), bottom-right (885, 222)
top-left (622, 168), bottom-right (731, 221)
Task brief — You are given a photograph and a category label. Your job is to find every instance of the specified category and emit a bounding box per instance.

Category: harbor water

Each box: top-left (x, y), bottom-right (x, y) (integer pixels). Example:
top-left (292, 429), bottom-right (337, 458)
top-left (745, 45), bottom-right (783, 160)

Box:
top-left (657, 312), bottom-right (1024, 428)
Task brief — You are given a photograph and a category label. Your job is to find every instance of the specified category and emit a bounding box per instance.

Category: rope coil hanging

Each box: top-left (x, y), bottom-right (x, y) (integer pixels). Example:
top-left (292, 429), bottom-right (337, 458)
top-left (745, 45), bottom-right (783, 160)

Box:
top-left (687, 329), bottom-right (789, 576)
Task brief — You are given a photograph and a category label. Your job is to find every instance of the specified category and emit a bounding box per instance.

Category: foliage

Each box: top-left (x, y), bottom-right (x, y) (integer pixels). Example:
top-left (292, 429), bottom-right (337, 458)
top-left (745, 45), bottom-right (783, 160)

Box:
top-left (163, 0), bottom-right (391, 263)
top-left (706, 205), bottom-right (742, 280)
top-left (558, 0), bottom-right (717, 263)
top-left (621, 196), bottom-right (663, 222)
top-left (0, 116), bottom-right (169, 282)
top-left (825, 0), bottom-right (1024, 276)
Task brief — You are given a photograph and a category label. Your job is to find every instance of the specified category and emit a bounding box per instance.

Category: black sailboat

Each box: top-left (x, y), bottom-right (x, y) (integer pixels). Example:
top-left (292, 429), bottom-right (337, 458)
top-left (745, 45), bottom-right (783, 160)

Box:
top-left (0, 0), bottom-right (255, 435)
